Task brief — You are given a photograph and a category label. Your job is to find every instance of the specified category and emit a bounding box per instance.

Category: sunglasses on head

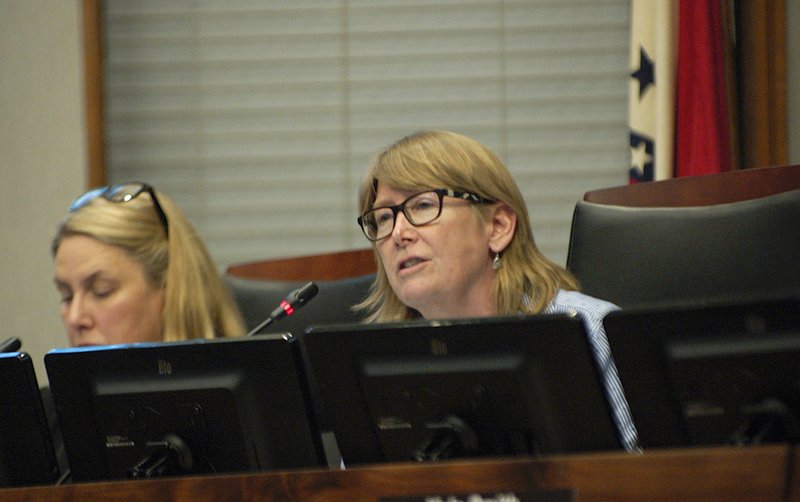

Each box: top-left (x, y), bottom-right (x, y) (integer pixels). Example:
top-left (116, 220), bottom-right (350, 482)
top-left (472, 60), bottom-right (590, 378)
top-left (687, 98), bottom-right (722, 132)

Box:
top-left (69, 182), bottom-right (169, 237)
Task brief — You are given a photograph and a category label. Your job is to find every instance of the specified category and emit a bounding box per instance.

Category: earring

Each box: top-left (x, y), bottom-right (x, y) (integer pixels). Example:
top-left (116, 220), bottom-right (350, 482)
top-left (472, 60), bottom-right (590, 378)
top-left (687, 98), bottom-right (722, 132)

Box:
top-left (492, 251), bottom-right (503, 270)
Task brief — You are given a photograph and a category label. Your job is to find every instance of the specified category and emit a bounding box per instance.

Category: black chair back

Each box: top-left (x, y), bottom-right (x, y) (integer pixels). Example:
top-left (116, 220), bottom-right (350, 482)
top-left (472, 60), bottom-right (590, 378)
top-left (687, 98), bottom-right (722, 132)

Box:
top-left (567, 187), bottom-right (800, 309)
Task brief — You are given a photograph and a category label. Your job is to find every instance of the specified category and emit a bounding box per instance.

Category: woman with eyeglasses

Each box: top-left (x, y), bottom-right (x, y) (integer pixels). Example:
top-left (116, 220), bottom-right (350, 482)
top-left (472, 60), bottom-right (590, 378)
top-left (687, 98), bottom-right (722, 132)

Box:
top-left (356, 130), bottom-right (639, 452)
top-left (51, 183), bottom-right (246, 346)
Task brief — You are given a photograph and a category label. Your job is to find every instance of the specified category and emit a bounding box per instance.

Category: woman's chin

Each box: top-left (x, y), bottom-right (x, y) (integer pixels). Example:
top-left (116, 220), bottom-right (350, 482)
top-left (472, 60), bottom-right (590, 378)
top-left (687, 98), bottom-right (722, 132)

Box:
top-left (397, 288), bottom-right (438, 317)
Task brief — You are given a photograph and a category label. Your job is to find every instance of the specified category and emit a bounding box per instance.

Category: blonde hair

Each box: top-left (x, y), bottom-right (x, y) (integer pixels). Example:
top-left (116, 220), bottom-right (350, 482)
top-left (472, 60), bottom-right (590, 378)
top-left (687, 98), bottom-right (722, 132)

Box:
top-left (52, 185), bottom-right (246, 341)
top-left (356, 130), bottom-right (579, 322)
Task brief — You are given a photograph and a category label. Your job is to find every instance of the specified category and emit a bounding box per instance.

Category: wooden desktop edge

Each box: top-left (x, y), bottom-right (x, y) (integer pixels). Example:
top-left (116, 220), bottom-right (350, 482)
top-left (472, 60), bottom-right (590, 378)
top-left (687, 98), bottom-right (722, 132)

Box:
top-left (582, 164), bottom-right (800, 208)
top-left (1, 444), bottom-right (794, 502)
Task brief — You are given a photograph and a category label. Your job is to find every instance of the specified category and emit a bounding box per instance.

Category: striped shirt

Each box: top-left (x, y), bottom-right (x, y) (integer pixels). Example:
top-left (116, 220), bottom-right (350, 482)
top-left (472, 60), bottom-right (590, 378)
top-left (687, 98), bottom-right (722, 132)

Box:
top-left (543, 290), bottom-right (641, 452)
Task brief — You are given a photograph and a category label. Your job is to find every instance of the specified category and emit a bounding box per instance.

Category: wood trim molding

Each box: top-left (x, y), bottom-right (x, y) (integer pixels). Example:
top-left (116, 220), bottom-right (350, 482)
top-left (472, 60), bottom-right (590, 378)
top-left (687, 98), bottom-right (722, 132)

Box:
top-left (226, 248), bottom-right (377, 281)
top-left (735, 0), bottom-right (788, 168)
top-left (82, 0), bottom-right (105, 187)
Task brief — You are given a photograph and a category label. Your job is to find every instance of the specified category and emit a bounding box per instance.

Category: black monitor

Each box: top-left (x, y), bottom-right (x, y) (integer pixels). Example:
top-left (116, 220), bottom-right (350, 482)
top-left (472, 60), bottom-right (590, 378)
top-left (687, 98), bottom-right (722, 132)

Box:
top-left (45, 334), bottom-right (326, 482)
top-left (604, 297), bottom-right (800, 449)
top-left (300, 314), bottom-right (622, 466)
top-left (0, 351), bottom-right (62, 487)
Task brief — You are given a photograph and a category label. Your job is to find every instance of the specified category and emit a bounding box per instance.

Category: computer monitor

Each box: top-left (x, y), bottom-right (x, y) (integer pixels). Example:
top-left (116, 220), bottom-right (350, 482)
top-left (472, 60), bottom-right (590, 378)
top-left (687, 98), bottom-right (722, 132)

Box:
top-left (604, 297), bottom-right (800, 449)
top-left (45, 334), bottom-right (326, 482)
top-left (0, 352), bottom-right (62, 487)
top-left (301, 314), bottom-right (622, 466)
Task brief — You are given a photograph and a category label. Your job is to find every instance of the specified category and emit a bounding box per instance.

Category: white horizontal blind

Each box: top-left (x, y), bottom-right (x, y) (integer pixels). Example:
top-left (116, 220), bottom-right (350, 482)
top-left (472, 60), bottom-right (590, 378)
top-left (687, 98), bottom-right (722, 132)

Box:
top-left (102, 0), bottom-right (629, 269)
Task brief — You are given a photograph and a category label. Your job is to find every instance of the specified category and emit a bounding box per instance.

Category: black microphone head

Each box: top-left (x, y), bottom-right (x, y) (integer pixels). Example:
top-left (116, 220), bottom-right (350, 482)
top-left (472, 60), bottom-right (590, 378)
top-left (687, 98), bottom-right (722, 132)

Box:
top-left (0, 337), bottom-right (22, 353)
top-left (287, 281), bottom-right (319, 308)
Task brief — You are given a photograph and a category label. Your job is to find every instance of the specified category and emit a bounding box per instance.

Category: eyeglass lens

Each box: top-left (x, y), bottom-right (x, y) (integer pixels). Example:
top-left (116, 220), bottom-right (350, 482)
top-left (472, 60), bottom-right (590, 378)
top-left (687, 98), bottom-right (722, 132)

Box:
top-left (361, 190), bottom-right (443, 240)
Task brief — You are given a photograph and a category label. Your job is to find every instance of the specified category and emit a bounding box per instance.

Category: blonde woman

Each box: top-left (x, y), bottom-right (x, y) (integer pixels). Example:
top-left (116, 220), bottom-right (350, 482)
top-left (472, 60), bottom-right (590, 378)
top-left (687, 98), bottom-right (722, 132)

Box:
top-left (52, 182), bottom-right (245, 345)
top-left (356, 130), bottom-right (639, 452)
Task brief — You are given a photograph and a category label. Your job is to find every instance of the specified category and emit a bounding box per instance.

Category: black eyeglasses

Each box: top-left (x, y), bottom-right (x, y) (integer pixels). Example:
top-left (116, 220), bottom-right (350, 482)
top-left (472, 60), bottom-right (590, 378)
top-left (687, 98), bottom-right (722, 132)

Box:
top-left (357, 188), bottom-right (494, 241)
top-left (69, 182), bottom-right (169, 237)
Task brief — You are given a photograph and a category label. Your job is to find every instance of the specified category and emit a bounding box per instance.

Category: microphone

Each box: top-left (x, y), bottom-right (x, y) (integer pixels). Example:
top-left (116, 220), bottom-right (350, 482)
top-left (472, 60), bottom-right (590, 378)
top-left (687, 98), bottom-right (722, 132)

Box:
top-left (246, 281), bottom-right (319, 336)
top-left (0, 337), bottom-right (22, 353)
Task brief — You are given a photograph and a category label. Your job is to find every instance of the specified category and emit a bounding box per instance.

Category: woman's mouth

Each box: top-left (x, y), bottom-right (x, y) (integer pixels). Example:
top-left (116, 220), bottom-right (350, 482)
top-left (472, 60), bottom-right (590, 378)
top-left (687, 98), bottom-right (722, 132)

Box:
top-left (399, 257), bottom-right (426, 271)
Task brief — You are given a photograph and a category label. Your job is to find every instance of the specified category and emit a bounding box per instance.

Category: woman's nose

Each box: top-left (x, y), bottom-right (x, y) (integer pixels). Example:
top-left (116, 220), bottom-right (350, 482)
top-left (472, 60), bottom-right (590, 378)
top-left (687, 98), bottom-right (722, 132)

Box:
top-left (63, 295), bottom-right (92, 330)
top-left (391, 211), bottom-right (416, 242)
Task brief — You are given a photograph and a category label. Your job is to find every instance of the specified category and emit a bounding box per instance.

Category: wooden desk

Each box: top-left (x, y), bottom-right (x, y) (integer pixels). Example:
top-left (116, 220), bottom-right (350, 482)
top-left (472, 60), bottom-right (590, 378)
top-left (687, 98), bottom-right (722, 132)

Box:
top-left (2, 445), bottom-right (792, 502)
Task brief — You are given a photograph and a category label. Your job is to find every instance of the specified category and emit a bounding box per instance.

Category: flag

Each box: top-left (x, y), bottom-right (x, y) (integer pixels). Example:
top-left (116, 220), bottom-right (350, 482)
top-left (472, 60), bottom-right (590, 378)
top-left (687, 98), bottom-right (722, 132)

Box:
top-left (674, 0), bottom-right (733, 177)
top-left (628, 0), bottom-right (678, 183)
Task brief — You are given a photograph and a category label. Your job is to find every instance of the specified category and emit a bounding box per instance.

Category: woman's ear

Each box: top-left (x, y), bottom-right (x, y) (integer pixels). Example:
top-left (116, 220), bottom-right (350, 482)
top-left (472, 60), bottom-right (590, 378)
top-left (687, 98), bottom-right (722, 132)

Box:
top-left (488, 202), bottom-right (516, 254)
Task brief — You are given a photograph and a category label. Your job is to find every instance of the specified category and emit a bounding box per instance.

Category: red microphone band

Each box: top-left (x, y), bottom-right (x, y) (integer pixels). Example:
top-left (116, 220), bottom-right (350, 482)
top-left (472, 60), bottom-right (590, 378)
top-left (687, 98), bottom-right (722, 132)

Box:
top-left (280, 300), bottom-right (295, 317)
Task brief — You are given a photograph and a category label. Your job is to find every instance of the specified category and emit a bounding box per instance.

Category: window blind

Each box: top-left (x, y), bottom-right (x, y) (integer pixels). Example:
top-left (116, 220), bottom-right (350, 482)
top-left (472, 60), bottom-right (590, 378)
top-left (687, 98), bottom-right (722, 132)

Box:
top-left (102, 0), bottom-right (629, 268)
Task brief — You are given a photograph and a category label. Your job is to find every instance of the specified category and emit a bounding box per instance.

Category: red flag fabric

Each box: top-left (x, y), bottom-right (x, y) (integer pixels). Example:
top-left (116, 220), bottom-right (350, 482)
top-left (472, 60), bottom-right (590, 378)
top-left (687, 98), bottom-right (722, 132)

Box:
top-left (674, 0), bottom-right (732, 177)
